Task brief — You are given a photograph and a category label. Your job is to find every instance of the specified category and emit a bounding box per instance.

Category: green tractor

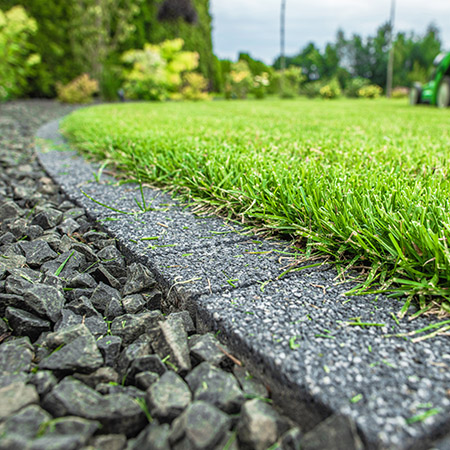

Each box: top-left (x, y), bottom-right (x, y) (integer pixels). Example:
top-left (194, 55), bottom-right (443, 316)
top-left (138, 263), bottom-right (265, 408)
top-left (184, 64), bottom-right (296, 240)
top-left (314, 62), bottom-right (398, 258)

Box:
top-left (410, 52), bottom-right (450, 108)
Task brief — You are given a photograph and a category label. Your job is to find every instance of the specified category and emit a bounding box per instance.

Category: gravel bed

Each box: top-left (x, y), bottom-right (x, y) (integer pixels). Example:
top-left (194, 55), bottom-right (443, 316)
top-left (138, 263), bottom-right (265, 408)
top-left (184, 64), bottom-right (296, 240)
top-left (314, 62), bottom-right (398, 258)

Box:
top-left (1, 100), bottom-right (449, 450)
top-left (0, 101), bottom-right (307, 450)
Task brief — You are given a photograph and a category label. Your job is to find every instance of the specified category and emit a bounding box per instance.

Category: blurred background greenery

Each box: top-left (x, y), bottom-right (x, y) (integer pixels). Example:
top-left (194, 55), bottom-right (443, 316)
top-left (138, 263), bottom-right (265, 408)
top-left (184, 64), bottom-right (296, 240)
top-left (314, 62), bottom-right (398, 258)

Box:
top-left (0, 0), bottom-right (444, 103)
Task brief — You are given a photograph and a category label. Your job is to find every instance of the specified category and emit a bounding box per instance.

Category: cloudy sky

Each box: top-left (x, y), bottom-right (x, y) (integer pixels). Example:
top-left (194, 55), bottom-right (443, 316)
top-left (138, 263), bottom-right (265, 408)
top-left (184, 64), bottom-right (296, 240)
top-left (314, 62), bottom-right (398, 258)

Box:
top-left (209, 0), bottom-right (450, 64)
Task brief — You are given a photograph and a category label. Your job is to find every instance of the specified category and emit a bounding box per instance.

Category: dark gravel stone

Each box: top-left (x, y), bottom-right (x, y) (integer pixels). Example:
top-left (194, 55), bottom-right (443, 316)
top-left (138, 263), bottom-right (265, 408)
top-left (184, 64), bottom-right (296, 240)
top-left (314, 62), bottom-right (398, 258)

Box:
top-left (43, 323), bottom-right (92, 349)
top-left (66, 273), bottom-right (97, 289)
top-left (23, 284), bottom-right (65, 322)
top-left (71, 242), bottom-right (98, 263)
top-left (30, 434), bottom-right (87, 450)
top-left (169, 401), bottom-right (231, 449)
top-left (29, 370), bottom-right (58, 397)
top-left (171, 311), bottom-right (195, 335)
top-left (39, 333), bottom-right (103, 373)
top-left (0, 254), bottom-right (26, 271)
top-left (190, 332), bottom-right (231, 367)
top-left (110, 311), bottom-right (164, 345)
top-left (89, 264), bottom-right (122, 290)
top-left (41, 250), bottom-right (86, 278)
top-left (300, 415), bottom-right (364, 450)
top-left (17, 240), bottom-right (57, 268)
top-left (90, 282), bottom-right (121, 313)
top-left (185, 362), bottom-right (245, 414)
top-left (89, 434), bottom-right (128, 450)
top-left (0, 293), bottom-right (24, 315)
top-left (127, 354), bottom-right (167, 382)
top-left (104, 297), bottom-right (125, 320)
top-left (66, 296), bottom-right (99, 317)
top-left (122, 294), bottom-right (146, 314)
top-left (97, 335), bottom-right (122, 367)
top-left (233, 365), bottom-right (269, 399)
top-left (0, 201), bottom-right (23, 220)
top-left (237, 399), bottom-right (290, 450)
top-left (5, 307), bottom-right (51, 341)
top-left (39, 416), bottom-right (100, 444)
top-left (54, 309), bottom-right (107, 337)
top-left (135, 371), bottom-right (160, 390)
top-left (42, 377), bottom-right (146, 436)
top-left (116, 335), bottom-right (155, 377)
top-left (146, 371), bottom-right (192, 422)
top-left (31, 208), bottom-right (63, 229)
top-left (72, 366), bottom-right (120, 389)
top-left (122, 262), bottom-right (156, 295)
top-left (0, 404), bottom-right (51, 439)
top-left (151, 314), bottom-right (191, 374)
top-left (142, 289), bottom-right (162, 311)
top-left (132, 423), bottom-right (171, 450)
top-left (0, 381), bottom-right (39, 420)
top-left (97, 245), bottom-right (126, 278)
top-left (0, 336), bottom-right (34, 374)
top-left (280, 427), bottom-right (303, 450)
top-left (57, 218), bottom-right (80, 235)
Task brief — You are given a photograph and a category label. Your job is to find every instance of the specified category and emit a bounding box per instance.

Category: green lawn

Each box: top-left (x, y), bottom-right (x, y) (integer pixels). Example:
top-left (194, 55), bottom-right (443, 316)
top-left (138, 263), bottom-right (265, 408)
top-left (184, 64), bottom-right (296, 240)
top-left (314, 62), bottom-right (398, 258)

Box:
top-left (61, 98), bottom-right (450, 315)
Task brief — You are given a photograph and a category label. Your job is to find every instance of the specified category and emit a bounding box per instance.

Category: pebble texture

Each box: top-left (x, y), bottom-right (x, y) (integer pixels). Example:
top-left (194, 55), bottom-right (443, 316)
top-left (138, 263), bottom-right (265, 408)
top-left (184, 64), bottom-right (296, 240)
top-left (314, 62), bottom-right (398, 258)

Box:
top-left (0, 101), bottom-right (297, 450)
top-left (0, 100), bottom-right (448, 449)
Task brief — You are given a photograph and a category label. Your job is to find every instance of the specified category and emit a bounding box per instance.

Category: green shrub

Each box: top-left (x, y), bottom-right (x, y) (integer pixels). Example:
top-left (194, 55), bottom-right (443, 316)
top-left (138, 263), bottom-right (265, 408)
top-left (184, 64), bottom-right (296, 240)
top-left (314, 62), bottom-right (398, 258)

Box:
top-left (121, 38), bottom-right (198, 101)
top-left (56, 73), bottom-right (99, 103)
top-left (224, 60), bottom-right (253, 99)
top-left (251, 72), bottom-right (270, 99)
top-left (319, 78), bottom-right (341, 99)
top-left (178, 72), bottom-right (210, 100)
top-left (0, 6), bottom-right (40, 101)
top-left (345, 77), bottom-right (370, 98)
top-left (391, 87), bottom-right (409, 99)
top-left (278, 66), bottom-right (305, 98)
top-left (358, 84), bottom-right (383, 99)
top-left (300, 81), bottom-right (322, 98)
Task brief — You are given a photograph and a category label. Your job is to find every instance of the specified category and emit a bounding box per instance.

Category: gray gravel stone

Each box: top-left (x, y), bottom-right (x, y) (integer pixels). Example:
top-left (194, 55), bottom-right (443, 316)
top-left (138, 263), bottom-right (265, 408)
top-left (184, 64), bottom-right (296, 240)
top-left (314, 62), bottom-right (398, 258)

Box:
top-left (5, 307), bottom-right (51, 341)
top-left (0, 404), bottom-right (51, 439)
top-left (0, 381), bottom-right (39, 420)
top-left (89, 434), bottom-right (127, 450)
top-left (190, 332), bottom-right (231, 367)
top-left (132, 424), bottom-right (171, 450)
top-left (146, 371), bottom-right (192, 422)
top-left (122, 294), bottom-right (146, 314)
top-left (123, 262), bottom-right (156, 295)
top-left (111, 311), bottom-right (164, 345)
top-left (127, 354), bottom-right (167, 382)
top-left (116, 334), bottom-right (154, 376)
top-left (17, 240), bottom-right (58, 267)
top-left (0, 336), bottom-right (34, 374)
top-left (280, 427), bottom-right (303, 450)
top-left (73, 366), bottom-right (120, 388)
top-left (237, 399), bottom-right (290, 450)
top-left (29, 370), bottom-right (58, 396)
top-left (90, 282), bottom-right (121, 313)
top-left (185, 362), bottom-right (245, 413)
top-left (233, 365), bottom-right (269, 399)
top-left (23, 284), bottom-right (65, 322)
top-left (300, 415), bottom-right (364, 450)
top-left (42, 377), bottom-right (146, 436)
top-left (39, 334), bottom-right (103, 373)
top-left (135, 371), bottom-right (160, 390)
top-left (151, 314), bottom-right (191, 374)
top-left (96, 335), bottom-right (122, 367)
top-left (169, 401), bottom-right (231, 449)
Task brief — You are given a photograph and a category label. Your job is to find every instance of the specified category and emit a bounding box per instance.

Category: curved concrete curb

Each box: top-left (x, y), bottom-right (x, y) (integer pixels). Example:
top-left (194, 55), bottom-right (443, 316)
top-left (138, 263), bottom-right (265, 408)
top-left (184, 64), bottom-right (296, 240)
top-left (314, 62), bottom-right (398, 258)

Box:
top-left (36, 118), bottom-right (450, 449)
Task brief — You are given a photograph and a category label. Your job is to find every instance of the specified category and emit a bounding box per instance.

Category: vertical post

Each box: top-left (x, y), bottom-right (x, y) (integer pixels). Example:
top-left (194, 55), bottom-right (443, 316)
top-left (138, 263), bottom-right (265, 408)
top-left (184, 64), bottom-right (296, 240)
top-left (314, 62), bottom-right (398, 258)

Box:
top-left (386, 0), bottom-right (396, 98)
top-left (280, 0), bottom-right (286, 71)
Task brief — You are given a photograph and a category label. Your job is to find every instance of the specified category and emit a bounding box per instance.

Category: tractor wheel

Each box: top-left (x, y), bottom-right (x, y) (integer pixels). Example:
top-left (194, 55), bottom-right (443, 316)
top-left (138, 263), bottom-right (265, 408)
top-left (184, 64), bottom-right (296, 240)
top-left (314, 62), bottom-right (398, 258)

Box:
top-left (409, 85), bottom-right (422, 105)
top-left (437, 76), bottom-right (450, 108)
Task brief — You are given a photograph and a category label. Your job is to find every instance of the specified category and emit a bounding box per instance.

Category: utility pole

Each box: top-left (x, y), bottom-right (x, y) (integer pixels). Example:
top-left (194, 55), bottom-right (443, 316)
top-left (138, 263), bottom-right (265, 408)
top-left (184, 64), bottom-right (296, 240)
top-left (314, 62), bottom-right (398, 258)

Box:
top-left (280, 0), bottom-right (286, 71)
top-left (386, 0), bottom-right (396, 98)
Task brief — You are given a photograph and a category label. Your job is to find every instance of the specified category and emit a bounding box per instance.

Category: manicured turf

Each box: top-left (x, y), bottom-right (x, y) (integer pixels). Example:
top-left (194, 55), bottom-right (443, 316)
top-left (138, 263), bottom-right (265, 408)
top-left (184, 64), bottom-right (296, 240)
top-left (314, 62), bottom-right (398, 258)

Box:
top-left (61, 98), bottom-right (450, 315)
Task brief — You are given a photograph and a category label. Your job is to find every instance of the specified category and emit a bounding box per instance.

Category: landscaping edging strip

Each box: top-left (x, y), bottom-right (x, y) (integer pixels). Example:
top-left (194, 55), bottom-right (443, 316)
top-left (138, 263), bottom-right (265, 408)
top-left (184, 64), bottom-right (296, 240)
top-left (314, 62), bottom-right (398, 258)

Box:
top-left (36, 117), bottom-right (450, 449)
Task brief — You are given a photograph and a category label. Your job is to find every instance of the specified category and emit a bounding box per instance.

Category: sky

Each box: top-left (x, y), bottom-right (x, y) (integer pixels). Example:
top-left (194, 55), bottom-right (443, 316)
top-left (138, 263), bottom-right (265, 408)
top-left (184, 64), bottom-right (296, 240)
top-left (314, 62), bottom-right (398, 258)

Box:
top-left (209, 0), bottom-right (450, 65)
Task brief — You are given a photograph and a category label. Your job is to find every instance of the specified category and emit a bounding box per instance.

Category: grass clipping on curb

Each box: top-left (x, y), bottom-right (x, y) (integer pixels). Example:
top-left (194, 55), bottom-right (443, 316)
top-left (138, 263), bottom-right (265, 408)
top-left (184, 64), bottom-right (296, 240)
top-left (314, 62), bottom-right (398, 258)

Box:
top-left (61, 98), bottom-right (450, 319)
